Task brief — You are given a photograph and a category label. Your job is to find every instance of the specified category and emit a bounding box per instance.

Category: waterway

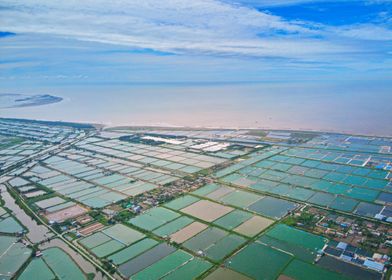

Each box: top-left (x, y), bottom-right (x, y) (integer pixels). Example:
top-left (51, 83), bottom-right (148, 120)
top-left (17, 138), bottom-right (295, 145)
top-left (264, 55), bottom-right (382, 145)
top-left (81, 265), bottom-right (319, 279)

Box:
top-left (0, 184), bottom-right (52, 243)
top-left (0, 183), bottom-right (108, 280)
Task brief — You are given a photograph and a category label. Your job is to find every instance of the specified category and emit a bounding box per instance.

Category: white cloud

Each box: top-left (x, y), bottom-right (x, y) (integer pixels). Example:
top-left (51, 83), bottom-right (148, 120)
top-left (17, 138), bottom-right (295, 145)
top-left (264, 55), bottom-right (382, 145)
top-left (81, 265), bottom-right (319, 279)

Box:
top-left (227, 0), bottom-right (392, 7)
top-left (0, 0), bottom-right (364, 60)
top-left (333, 24), bottom-right (392, 41)
top-left (0, 0), bottom-right (391, 67)
top-left (224, 0), bottom-right (327, 7)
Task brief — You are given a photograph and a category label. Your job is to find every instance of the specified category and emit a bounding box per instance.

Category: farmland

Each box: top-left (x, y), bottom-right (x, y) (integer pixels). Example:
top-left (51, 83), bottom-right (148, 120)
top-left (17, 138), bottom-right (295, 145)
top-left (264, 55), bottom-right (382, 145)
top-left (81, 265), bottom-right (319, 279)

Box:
top-left (0, 119), bottom-right (391, 279)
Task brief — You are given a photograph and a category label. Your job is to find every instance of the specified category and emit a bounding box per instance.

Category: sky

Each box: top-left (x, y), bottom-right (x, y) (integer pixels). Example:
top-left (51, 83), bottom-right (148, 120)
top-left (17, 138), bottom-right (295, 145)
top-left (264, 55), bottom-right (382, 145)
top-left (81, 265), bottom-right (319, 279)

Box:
top-left (0, 0), bottom-right (391, 89)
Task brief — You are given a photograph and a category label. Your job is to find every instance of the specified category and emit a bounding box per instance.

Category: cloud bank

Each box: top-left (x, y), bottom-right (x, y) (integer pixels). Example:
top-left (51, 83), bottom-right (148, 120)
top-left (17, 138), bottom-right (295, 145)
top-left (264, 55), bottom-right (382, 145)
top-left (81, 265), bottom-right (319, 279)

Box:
top-left (1, 0), bottom-right (390, 60)
top-left (0, 0), bottom-right (391, 87)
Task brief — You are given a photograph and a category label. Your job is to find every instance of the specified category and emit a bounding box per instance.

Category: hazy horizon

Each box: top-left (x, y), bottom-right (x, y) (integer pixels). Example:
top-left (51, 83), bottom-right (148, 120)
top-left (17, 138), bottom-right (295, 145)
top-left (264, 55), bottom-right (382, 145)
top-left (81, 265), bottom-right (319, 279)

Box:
top-left (1, 80), bottom-right (392, 136)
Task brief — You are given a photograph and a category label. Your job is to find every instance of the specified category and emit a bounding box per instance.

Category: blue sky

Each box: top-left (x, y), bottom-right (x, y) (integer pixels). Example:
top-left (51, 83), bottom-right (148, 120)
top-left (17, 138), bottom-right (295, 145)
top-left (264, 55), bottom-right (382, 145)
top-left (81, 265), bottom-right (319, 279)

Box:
top-left (260, 1), bottom-right (391, 24)
top-left (0, 0), bottom-right (391, 89)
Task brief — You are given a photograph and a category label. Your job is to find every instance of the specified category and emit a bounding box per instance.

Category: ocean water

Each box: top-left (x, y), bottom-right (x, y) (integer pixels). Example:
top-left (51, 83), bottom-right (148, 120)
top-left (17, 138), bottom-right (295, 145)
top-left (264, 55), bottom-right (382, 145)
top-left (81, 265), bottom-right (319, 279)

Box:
top-left (1, 83), bottom-right (391, 136)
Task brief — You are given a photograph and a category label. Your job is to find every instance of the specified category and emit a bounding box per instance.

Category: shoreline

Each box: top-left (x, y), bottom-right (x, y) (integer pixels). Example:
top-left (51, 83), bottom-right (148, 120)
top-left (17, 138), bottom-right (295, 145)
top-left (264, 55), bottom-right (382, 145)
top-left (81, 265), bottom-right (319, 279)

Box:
top-left (105, 125), bottom-right (392, 139)
top-left (1, 116), bottom-right (391, 138)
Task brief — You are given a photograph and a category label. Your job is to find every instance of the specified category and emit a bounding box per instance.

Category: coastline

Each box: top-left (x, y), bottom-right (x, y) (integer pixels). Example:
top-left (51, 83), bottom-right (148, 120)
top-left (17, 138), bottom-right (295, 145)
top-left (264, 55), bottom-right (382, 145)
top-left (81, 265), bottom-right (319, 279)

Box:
top-left (0, 115), bottom-right (391, 138)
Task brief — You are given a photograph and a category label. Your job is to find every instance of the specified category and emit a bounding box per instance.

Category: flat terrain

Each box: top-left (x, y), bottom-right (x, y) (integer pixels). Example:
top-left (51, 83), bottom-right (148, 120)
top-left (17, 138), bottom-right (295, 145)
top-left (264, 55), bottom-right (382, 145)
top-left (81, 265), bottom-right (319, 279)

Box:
top-left (0, 119), bottom-right (390, 280)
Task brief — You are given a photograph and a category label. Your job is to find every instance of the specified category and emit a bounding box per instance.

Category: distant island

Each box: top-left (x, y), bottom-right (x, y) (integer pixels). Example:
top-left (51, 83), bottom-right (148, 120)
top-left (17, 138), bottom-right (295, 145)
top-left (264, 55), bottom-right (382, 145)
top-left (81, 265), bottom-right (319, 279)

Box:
top-left (0, 93), bottom-right (62, 108)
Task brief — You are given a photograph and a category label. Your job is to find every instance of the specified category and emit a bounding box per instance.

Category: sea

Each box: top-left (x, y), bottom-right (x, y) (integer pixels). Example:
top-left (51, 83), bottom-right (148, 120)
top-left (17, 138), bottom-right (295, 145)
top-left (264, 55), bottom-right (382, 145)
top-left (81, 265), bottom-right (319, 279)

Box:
top-left (1, 82), bottom-right (391, 136)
